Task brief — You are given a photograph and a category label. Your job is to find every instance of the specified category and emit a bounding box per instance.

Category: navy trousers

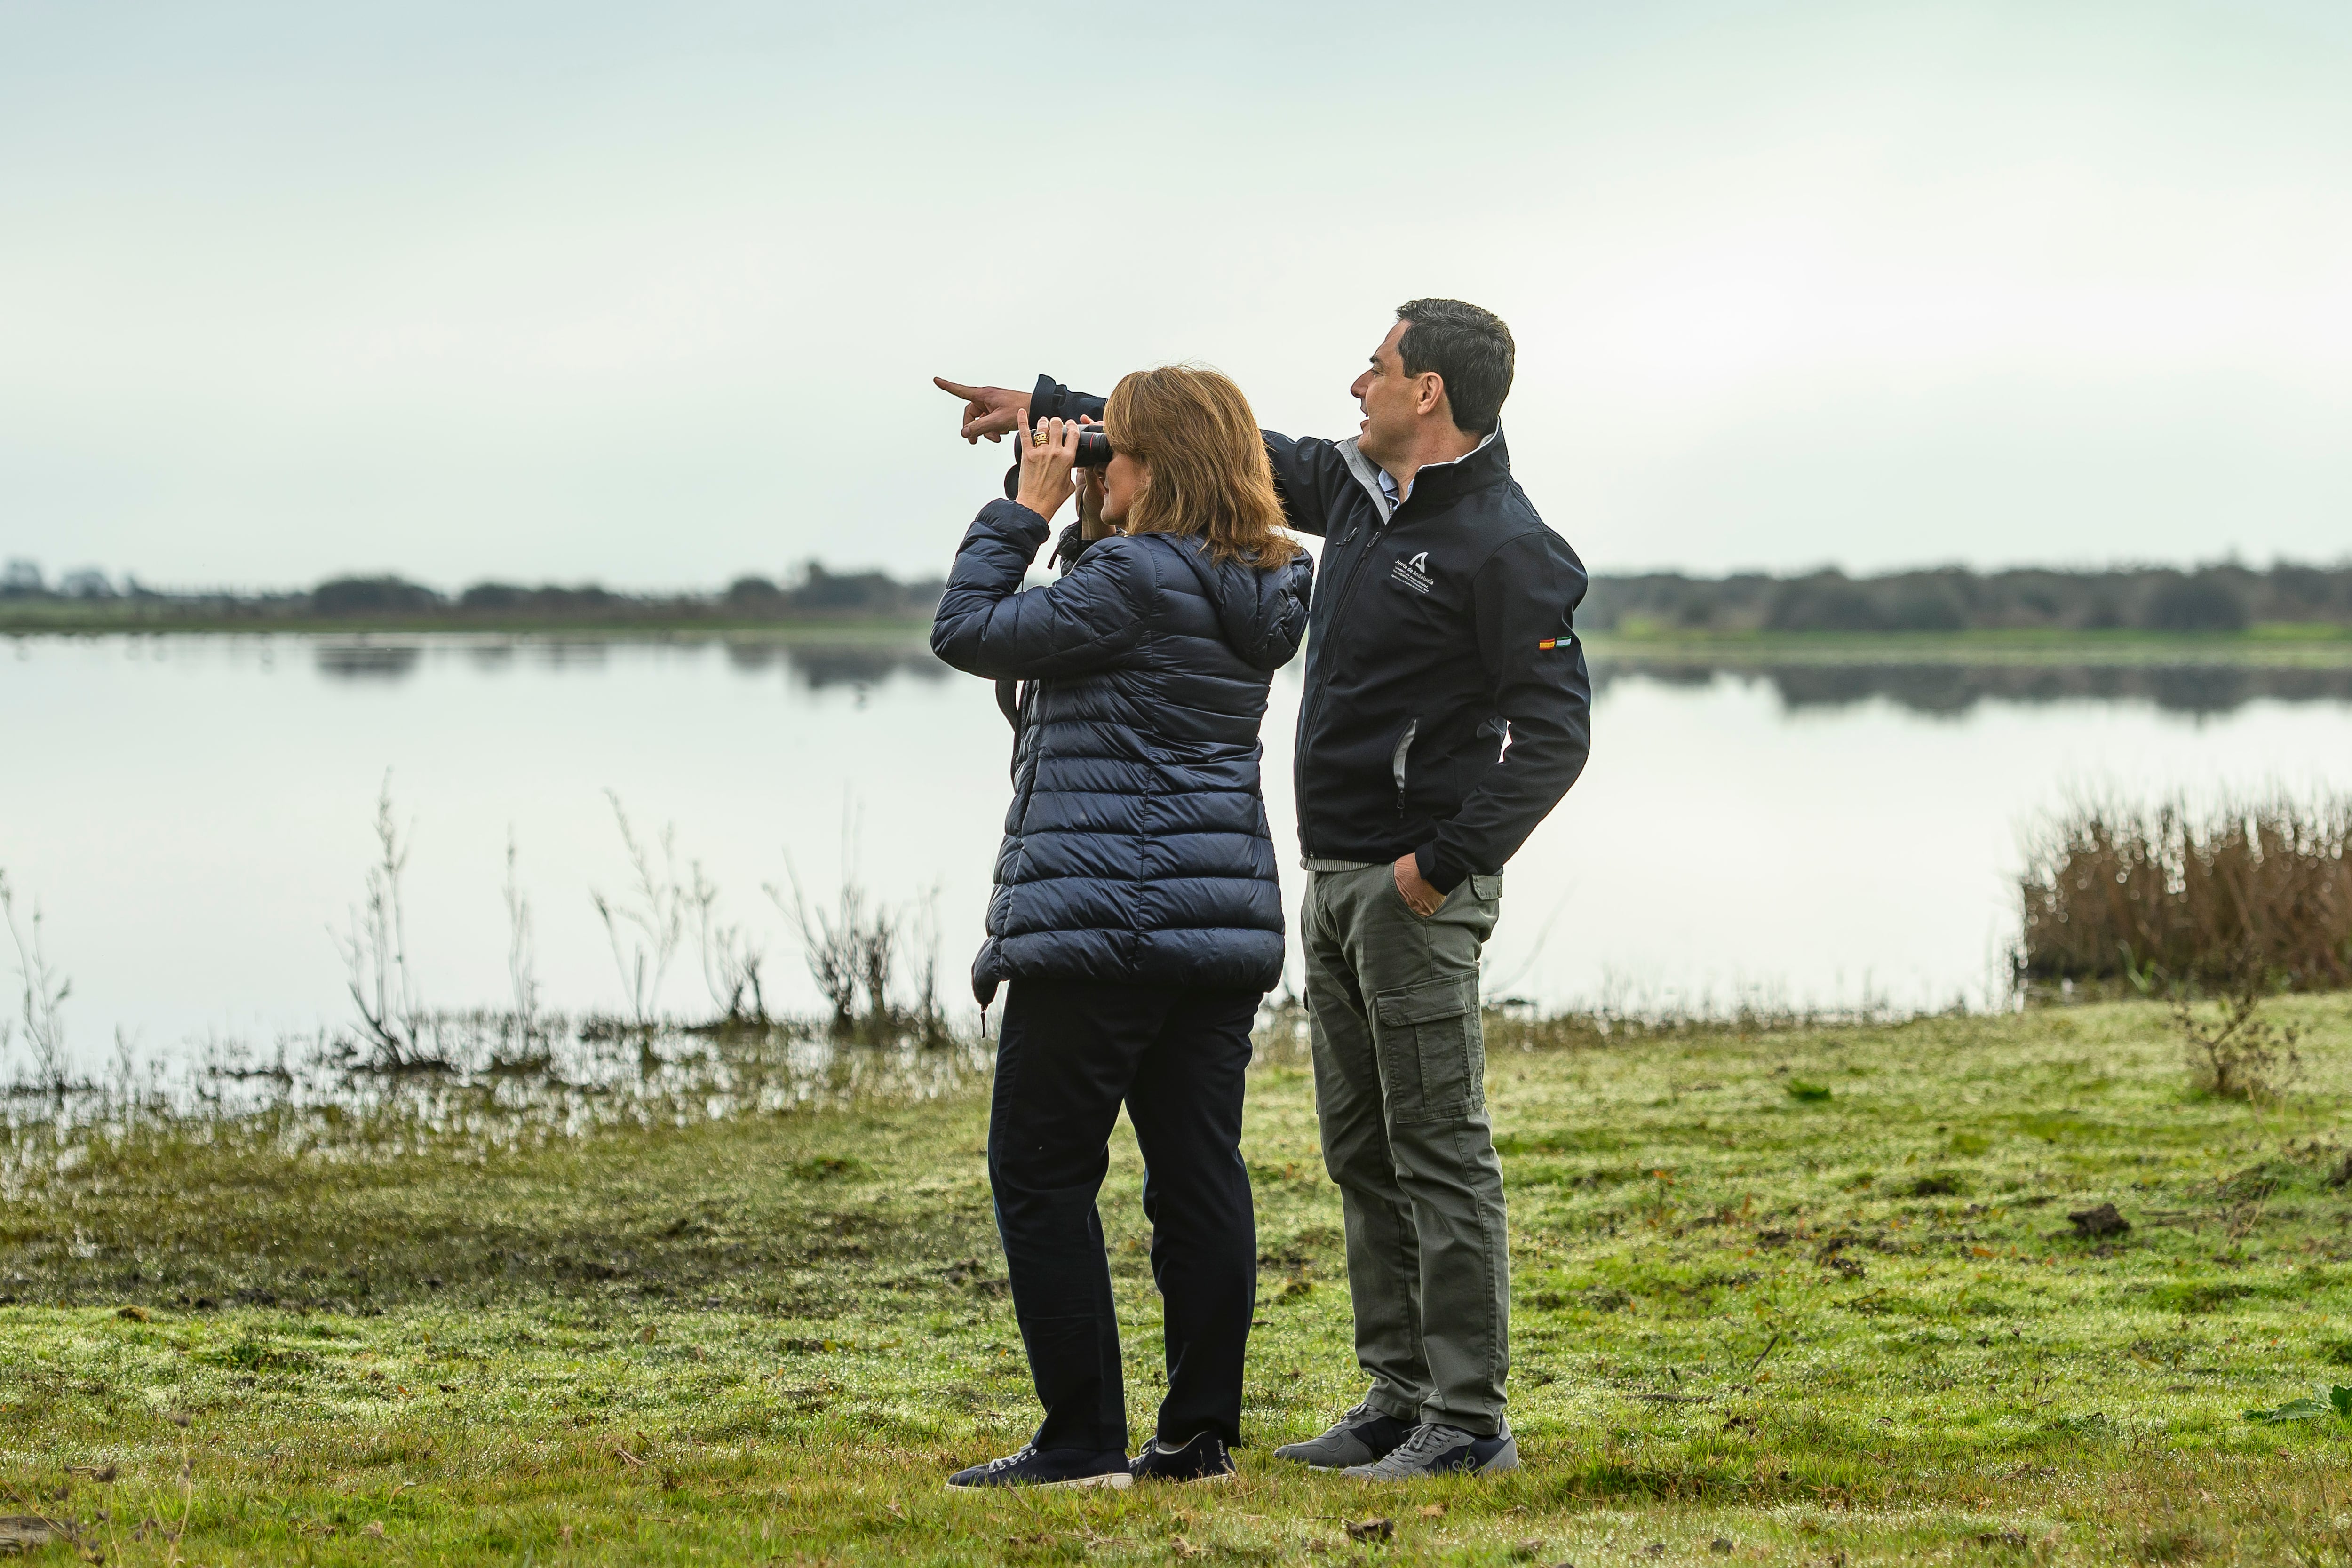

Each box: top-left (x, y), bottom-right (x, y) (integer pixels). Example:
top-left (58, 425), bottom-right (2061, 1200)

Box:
top-left (988, 979), bottom-right (1260, 1453)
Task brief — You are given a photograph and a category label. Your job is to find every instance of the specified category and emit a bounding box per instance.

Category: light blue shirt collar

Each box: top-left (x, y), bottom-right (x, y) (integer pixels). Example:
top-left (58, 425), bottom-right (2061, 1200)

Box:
top-left (1375, 427), bottom-right (1499, 507)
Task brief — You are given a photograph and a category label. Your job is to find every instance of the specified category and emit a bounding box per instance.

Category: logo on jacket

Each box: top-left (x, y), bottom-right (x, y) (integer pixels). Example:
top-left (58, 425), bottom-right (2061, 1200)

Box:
top-left (1390, 550), bottom-right (1435, 596)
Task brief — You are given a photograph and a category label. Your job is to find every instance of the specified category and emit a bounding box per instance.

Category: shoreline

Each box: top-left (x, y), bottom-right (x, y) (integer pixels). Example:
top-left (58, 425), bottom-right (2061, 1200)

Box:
top-left (11, 614), bottom-right (2352, 666)
top-left (0, 611), bottom-right (941, 640)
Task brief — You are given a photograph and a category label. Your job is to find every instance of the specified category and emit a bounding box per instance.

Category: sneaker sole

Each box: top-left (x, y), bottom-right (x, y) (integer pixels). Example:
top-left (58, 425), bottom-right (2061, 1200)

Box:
top-left (1134, 1468), bottom-right (1237, 1485)
top-left (945, 1471), bottom-right (1132, 1494)
top-left (1273, 1447), bottom-right (1374, 1469)
top-left (1340, 1435), bottom-right (1520, 1480)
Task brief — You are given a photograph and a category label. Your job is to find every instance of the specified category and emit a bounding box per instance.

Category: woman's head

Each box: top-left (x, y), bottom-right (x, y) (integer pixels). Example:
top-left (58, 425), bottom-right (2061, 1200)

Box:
top-left (1099, 367), bottom-right (1303, 565)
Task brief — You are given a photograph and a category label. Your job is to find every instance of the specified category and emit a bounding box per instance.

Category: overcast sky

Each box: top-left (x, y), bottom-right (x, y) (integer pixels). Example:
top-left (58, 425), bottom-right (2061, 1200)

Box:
top-left (3, 0), bottom-right (2347, 590)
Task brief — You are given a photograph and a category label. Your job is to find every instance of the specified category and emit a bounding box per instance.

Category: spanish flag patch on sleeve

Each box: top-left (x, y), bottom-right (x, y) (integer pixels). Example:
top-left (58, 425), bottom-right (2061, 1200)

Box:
top-left (1537, 637), bottom-right (1564, 650)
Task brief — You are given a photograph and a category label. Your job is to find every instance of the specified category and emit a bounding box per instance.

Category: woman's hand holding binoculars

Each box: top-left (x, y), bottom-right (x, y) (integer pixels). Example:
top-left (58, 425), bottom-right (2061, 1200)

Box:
top-left (944, 372), bottom-right (1117, 537)
top-left (1015, 415), bottom-right (1117, 537)
top-left (1015, 417), bottom-right (1083, 522)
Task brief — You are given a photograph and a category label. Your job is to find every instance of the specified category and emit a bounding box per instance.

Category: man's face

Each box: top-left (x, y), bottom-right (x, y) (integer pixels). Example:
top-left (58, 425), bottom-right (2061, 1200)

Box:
top-left (1349, 320), bottom-right (1419, 467)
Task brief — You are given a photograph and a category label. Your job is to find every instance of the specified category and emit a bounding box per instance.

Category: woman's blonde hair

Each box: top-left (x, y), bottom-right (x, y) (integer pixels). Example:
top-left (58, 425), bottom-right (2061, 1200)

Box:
top-left (1102, 366), bottom-right (1304, 566)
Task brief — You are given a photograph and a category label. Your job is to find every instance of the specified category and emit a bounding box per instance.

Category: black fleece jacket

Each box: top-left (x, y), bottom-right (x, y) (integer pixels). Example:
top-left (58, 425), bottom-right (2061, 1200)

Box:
top-left (1027, 375), bottom-right (1592, 892)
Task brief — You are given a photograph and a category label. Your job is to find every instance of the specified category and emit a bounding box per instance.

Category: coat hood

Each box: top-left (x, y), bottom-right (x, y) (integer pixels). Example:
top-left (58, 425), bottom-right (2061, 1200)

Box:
top-left (1165, 537), bottom-right (1314, 672)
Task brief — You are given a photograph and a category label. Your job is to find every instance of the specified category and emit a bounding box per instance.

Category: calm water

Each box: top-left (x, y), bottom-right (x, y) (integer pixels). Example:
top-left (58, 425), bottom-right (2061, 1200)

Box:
top-left (7, 632), bottom-right (2352, 1073)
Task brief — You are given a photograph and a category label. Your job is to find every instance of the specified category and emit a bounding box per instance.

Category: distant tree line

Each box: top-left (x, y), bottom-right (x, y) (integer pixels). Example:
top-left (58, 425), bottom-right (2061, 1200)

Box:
top-left (1581, 561), bottom-right (2352, 635)
top-left (0, 558), bottom-right (948, 625)
top-left (8, 554), bottom-right (2349, 633)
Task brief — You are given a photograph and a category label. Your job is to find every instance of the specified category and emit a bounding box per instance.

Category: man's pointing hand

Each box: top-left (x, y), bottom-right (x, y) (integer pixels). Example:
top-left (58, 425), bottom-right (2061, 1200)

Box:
top-left (933, 376), bottom-right (1030, 444)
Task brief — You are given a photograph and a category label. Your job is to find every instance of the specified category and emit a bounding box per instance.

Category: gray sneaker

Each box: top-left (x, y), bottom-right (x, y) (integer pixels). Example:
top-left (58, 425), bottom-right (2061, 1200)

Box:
top-left (1271, 1400), bottom-right (1416, 1470)
top-left (1340, 1420), bottom-right (1518, 1479)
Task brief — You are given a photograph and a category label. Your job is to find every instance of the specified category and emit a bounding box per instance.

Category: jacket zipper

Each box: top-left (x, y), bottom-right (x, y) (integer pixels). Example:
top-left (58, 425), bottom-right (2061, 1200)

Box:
top-left (1391, 718), bottom-right (1418, 813)
top-left (1297, 497), bottom-right (1399, 848)
top-left (1009, 684), bottom-right (1042, 822)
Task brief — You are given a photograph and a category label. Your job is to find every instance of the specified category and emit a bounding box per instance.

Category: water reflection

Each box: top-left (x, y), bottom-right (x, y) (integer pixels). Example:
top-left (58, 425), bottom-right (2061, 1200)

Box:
top-left (23, 630), bottom-right (2350, 1049)
top-left (1, 1014), bottom-right (993, 1136)
top-left (306, 636), bottom-right (2352, 716)
top-left (529, 639), bottom-right (612, 672)
top-left (786, 643), bottom-right (947, 692)
top-left (313, 642), bottom-right (422, 680)
top-left (311, 636), bottom-right (946, 693)
top-left (1593, 657), bottom-right (2352, 716)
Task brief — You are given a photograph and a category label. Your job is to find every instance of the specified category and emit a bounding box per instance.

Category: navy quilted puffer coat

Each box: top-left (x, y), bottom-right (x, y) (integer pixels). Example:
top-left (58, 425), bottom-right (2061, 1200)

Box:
top-left (931, 498), bottom-right (1314, 1005)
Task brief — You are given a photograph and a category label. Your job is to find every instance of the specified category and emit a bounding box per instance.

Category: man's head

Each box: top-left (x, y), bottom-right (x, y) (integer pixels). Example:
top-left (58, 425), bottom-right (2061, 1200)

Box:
top-left (1350, 298), bottom-right (1516, 468)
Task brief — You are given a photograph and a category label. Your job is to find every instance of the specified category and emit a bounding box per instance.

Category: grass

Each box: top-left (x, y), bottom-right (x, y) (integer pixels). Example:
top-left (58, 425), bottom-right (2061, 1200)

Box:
top-left (6, 998), bottom-right (2352, 1563)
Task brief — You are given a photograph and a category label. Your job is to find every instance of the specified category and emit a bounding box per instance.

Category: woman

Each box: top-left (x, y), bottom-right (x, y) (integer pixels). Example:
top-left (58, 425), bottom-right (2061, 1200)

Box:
top-left (930, 366), bottom-right (1312, 1490)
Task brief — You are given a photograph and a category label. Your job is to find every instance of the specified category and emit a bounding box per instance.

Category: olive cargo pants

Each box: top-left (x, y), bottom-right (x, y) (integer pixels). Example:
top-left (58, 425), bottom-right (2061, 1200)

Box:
top-left (1301, 860), bottom-right (1510, 1437)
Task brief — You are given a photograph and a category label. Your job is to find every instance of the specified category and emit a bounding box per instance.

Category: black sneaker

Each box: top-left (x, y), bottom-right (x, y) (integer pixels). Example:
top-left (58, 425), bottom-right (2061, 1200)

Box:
top-left (1340, 1419), bottom-right (1518, 1479)
top-left (1130, 1432), bottom-right (1235, 1484)
top-left (1271, 1400), bottom-right (1416, 1470)
top-left (945, 1444), bottom-right (1132, 1492)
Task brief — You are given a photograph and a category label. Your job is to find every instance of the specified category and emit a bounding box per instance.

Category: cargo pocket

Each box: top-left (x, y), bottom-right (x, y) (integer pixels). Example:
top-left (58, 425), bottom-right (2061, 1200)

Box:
top-left (1373, 970), bottom-right (1483, 1123)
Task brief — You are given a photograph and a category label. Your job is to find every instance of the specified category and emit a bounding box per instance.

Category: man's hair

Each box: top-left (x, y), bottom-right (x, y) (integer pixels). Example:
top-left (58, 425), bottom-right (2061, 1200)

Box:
top-left (1104, 365), bottom-right (1304, 566)
top-left (1395, 298), bottom-right (1515, 436)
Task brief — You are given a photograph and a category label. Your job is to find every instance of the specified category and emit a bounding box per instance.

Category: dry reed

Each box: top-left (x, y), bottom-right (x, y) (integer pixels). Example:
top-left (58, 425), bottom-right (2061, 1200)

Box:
top-left (2019, 794), bottom-right (2352, 991)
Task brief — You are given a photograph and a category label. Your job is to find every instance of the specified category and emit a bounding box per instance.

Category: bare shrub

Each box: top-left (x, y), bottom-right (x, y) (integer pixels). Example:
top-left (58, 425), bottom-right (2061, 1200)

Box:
top-left (2019, 794), bottom-right (2352, 990)
top-left (768, 860), bottom-right (947, 1047)
top-left (690, 863), bottom-right (768, 1027)
top-left (2173, 948), bottom-right (2303, 1102)
top-left (503, 828), bottom-right (542, 1036)
top-left (770, 860), bottom-right (891, 1039)
top-left (1, 868), bottom-right (71, 1090)
top-left (591, 792), bottom-right (688, 1031)
top-left (1252, 988), bottom-right (1312, 1067)
top-left (903, 889), bottom-right (950, 1050)
top-left (331, 775), bottom-right (431, 1067)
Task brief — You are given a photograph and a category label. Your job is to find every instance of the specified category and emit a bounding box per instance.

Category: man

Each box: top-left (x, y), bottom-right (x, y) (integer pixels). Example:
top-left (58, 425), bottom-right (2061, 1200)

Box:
top-left (933, 299), bottom-right (1591, 1478)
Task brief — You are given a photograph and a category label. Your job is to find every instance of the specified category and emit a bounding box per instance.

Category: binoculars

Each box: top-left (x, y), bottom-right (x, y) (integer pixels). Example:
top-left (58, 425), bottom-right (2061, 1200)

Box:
top-left (1033, 422), bottom-right (1114, 468)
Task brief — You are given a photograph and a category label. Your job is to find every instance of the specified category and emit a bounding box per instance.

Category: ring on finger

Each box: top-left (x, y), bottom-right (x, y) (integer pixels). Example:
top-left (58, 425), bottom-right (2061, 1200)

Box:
top-left (1032, 426), bottom-right (1047, 446)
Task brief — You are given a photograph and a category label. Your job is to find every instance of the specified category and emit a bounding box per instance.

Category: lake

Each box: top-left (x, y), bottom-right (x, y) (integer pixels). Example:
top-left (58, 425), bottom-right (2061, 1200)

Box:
top-left (6, 631), bottom-right (2352, 1075)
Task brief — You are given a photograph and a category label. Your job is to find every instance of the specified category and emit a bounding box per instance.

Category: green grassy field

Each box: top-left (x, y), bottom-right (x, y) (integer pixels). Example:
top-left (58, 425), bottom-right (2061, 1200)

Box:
top-left (6, 998), bottom-right (2352, 1564)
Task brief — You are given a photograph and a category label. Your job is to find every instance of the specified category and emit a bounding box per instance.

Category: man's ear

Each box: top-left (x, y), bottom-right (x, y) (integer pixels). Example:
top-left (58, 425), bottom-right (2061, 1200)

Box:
top-left (1414, 372), bottom-right (1448, 420)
